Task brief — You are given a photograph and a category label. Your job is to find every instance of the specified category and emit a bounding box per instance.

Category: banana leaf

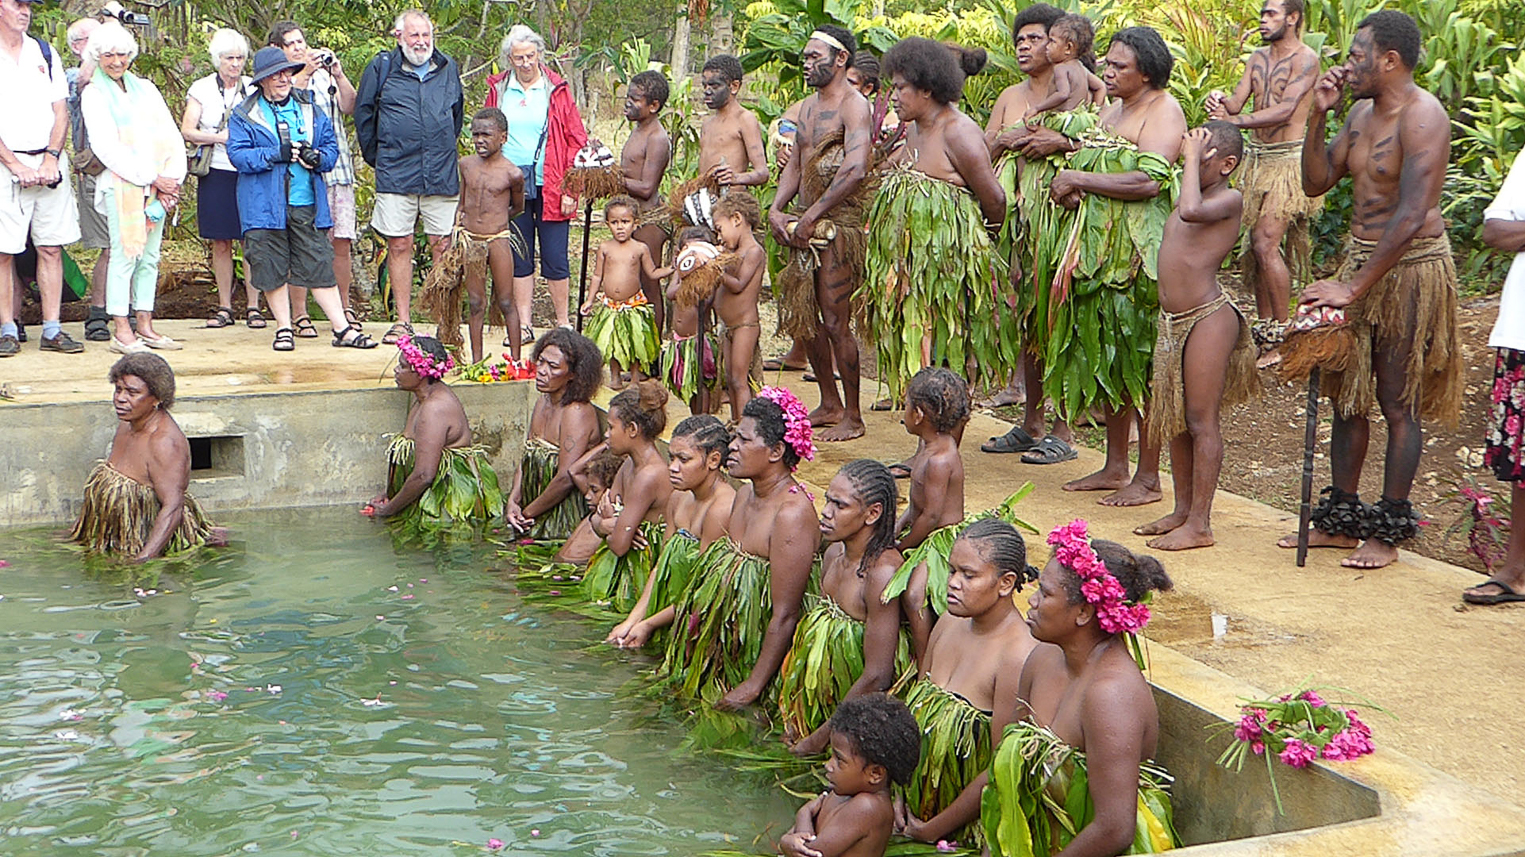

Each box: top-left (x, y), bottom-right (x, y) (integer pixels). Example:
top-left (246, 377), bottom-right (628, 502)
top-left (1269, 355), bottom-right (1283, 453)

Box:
top-left (981, 721), bottom-right (1179, 856)
top-left (516, 437), bottom-right (590, 544)
top-left (896, 678), bottom-right (994, 848)
top-left (385, 435), bottom-right (505, 537)
top-left (579, 520), bottom-right (666, 613)
top-left (585, 300), bottom-right (661, 370)
top-left (882, 486), bottom-right (1038, 615)
top-left (776, 594), bottom-right (915, 742)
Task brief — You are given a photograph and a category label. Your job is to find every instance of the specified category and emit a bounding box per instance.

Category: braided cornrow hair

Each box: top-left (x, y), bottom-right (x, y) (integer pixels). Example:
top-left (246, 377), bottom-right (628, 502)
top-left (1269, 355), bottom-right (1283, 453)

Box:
top-left (839, 459), bottom-right (899, 576)
top-left (673, 414), bottom-right (732, 459)
top-left (962, 518), bottom-right (1037, 586)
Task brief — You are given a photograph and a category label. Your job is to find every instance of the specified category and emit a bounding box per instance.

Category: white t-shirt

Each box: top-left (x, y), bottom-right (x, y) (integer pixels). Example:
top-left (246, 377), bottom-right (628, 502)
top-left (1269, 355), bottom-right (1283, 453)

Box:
top-left (1485, 153), bottom-right (1525, 352)
top-left (187, 73), bottom-right (252, 172)
top-left (0, 36), bottom-right (69, 156)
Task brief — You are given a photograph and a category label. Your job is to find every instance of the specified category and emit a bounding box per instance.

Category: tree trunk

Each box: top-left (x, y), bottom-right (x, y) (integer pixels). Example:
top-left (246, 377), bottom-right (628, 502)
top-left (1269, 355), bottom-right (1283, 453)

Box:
top-left (670, 9), bottom-right (691, 79)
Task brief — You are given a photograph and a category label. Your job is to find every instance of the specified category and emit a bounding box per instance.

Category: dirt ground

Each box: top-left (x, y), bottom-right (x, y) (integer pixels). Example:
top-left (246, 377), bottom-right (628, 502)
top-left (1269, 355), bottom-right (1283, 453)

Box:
top-left (19, 236), bottom-right (1503, 574)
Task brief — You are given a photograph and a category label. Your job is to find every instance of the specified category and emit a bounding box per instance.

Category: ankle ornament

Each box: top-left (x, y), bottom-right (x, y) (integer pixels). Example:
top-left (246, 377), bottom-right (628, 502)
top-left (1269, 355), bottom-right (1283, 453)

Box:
top-left (1368, 497), bottom-right (1419, 547)
top-left (1309, 486), bottom-right (1369, 540)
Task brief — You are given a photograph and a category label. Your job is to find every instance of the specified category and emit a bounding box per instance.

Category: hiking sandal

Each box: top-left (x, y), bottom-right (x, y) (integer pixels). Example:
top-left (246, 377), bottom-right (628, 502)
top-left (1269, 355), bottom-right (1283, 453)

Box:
top-left (246, 307), bottom-right (268, 328)
top-left (272, 327), bottom-right (296, 352)
top-left (382, 322), bottom-right (413, 345)
top-left (206, 307), bottom-right (235, 328)
top-left (343, 307), bottom-right (364, 329)
top-left (332, 324), bottom-right (379, 349)
top-left (293, 315), bottom-right (320, 338)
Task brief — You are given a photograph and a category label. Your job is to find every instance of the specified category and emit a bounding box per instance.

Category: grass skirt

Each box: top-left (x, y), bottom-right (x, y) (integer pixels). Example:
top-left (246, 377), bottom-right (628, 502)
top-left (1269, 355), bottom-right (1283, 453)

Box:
top-left (776, 594), bottom-right (915, 743)
top-left (661, 538), bottom-right (790, 705)
top-left (578, 520), bottom-right (666, 613)
top-left (647, 529), bottom-right (702, 619)
top-left (1319, 235), bottom-right (1463, 425)
top-left (517, 437), bottom-right (589, 544)
top-left (882, 487), bottom-right (1037, 618)
top-left (1019, 119), bottom-right (1172, 419)
top-left (585, 295), bottom-right (661, 370)
top-left (419, 226), bottom-right (526, 347)
top-left (1238, 138), bottom-right (1323, 290)
top-left (899, 678), bottom-right (993, 846)
top-left (661, 332), bottom-right (720, 402)
top-left (70, 461), bottom-right (216, 556)
top-left (861, 167), bottom-right (1011, 402)
top-left (386, 435), bottom-right (505, 530)
top-left (1146, 294), bottom-right (1261, 447)
top-left (981, 721), bottom-right (1178, 856)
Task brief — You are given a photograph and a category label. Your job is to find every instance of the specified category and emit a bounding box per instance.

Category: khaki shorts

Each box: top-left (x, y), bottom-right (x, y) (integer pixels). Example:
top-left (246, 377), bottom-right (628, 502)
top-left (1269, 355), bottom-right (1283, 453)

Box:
top-left (371, 191), bottom-right (457, 238)
top-left (0, 157), bottom-right (81, 254)
top-left (327, 182), bottom-right (357, 241)
top-left (74, 171), bottom-right (109, 249)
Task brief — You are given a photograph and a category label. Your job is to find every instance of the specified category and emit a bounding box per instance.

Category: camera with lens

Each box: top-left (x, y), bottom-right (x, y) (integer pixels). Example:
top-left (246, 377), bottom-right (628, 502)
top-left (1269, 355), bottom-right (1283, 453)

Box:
top-left (295, 142), bottom-right (322, 170)
top-left (99, 1), bottom-right (150, 27)
top-left (314, 49), bottom-right (336, 68)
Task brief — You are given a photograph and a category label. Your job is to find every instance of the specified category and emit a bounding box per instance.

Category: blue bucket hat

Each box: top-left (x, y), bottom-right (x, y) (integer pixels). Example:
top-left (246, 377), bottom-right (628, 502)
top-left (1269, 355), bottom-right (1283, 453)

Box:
top-left (249, 45), bottom-right (304, 84)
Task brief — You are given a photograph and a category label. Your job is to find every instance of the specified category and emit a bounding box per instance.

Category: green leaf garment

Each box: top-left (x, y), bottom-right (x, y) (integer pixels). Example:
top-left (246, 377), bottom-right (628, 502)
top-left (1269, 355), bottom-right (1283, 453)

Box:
top-left (898, 677), bottom-right (995, 848)
top-left (584, 297), bottom-right (661, 371)
top-left (70, 461), bottom-right (217, 556)
top-left (518, 436), bottom-right (590, 544)
top-left (860, 166), bottom-right (1013, 403)
top-left (776, 593), bottom-right (915, 743)
top-left (981, 721), bottom-right (1179, 857)
top-left (1007, 112), bottom-right (1176, 421)
top-left (881, 486), bottom-right (1037, 617)
top-left (385, 434), bottom-right (505, 531)
top-left (577, 520), bottom-right (667, 613)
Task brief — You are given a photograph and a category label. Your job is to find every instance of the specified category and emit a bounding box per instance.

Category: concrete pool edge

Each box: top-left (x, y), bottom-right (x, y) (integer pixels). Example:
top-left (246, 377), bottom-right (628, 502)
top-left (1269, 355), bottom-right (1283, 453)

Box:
top-left (1141, 642), bottom-right (1525, 855)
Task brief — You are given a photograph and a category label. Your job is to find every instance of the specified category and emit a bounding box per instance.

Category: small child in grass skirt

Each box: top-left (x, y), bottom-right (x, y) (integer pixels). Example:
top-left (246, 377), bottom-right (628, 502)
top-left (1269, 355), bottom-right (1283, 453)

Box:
top-left (584, 293), bottom-right (662, 384)
top-left (72, 462), bottom-right (218, 556)
top-left (981, 721), bottom-right (1179, 855)
top-left (661, 226), bottom-right (731, 409)
top-left (583, 197), bottom-right (673, 386)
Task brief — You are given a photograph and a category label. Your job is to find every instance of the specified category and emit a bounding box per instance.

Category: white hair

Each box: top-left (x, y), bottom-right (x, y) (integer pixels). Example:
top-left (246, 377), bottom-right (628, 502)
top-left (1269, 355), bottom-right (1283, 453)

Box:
top-left (67, 18), bottom-right (100, 44)
top-left (84, 21), bottom-right (138, 64)
top-left (500, 25), bottom-right (546, 63)
top-left (393, 9), bottom-right (432, 34)
top-left (207, 28), bottom-right (249, 63)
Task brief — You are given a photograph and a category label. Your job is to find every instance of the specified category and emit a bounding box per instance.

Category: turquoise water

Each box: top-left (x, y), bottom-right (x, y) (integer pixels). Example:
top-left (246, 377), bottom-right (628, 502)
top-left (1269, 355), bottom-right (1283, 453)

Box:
top-left (0, 509), bottom-right (795, 855)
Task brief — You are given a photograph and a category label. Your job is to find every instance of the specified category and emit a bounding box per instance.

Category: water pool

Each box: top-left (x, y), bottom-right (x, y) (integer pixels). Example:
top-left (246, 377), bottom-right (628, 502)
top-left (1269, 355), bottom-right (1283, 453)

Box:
top-left (0, 508), bottom-right (796, 855)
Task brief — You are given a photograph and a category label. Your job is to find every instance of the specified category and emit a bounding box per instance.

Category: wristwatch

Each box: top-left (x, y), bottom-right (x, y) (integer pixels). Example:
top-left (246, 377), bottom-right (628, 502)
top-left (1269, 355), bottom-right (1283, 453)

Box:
top-left (44, 148), bottom-right (62, 158)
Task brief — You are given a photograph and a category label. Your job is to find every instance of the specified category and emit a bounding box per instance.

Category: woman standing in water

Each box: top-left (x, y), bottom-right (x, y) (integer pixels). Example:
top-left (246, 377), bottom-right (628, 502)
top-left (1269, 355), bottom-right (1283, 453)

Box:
top-left (505, 328), bottom-right (604, 550)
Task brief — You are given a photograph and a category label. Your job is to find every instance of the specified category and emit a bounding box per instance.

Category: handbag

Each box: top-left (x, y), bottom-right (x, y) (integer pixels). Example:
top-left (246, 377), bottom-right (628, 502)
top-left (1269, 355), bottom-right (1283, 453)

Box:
top-left (72, 146), bottom-right (106, 177)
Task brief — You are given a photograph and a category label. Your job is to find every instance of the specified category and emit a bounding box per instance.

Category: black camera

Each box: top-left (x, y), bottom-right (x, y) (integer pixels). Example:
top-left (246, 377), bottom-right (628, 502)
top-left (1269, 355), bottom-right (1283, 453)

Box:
top-left (315, 50), bottom-right (336, 68)
top-left (295, 143), bottom-right (322, 170)
top-left (100, 2), bottom-right (150, 27)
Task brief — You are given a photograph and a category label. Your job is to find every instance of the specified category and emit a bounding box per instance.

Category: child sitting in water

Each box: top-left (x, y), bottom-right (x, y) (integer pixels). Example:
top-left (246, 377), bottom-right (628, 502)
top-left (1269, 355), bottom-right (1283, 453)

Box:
top-left (1023, 14), bottom-right (1106, 121)
top-left (662, 225), bottom-right (724, 415)
top-left (1136, 122), bottom-right (1257, 552)
top-left (780, 693), bottom-right (921, 857)
top-left (551, 445), bottom-right (625, 564)
top-left (606, 415), bottom-right (736, 648)
top-left (580, 380), bottom-right (675, 609)
top-left (713, 193), bottom-right (768, 422)
top-left (583, 196), bottom-right (674, 389)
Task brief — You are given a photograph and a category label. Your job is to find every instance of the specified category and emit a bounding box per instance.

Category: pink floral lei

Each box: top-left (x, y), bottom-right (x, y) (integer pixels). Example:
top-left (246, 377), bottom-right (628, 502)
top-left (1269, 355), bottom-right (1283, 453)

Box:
top-left (396, 335), bottom-right (454, 381)
top-left (756, 386), bottom-right (815, 466)
top-left (1046, 519), bottom-right (1151, 635)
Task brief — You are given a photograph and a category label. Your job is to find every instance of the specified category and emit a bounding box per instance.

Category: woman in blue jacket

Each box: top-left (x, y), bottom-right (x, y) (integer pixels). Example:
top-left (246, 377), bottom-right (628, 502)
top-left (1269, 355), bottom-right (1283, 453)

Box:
top-left (228, 46), bottom-right (376, 350)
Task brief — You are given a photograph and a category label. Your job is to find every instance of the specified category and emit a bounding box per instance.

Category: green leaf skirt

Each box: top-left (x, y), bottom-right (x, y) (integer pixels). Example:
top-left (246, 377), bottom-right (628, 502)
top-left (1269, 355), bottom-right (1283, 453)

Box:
top-left (776, 593), bottom-right (914, 743)
top-left (385, 435), bottom-right (505, 531)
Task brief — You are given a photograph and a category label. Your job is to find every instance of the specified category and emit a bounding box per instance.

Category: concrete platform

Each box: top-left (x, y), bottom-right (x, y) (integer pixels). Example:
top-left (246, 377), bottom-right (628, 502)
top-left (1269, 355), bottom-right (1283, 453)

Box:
top-left (5, 322), bottom-right (1525, 852)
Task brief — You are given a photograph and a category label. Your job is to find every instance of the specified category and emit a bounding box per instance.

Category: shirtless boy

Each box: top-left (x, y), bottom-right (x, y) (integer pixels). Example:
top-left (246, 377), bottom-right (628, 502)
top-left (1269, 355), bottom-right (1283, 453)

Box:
top-left (583, 196), bottom-right (672, 388)
top-left (618, 70), bottom-right (673, 334)
top-left (1135, 122), bottom-right (1253, 551)
top-left (457, 108), bottom-right (526, 363)
top-left (1288, 10), bottom-right (1459, 569)
top-left (779, 694), bottom-right (920, 857)
top-left (1207, 0), bottom-right (1320, 359)
top-left (1023, 14), bottom-right (1105, 120)
top-left (713, 193), bottom-right (768, 421)
top-left (698, 55), bottom-right (769, 190)
top-left (897, 368), bottom-right (967, 552)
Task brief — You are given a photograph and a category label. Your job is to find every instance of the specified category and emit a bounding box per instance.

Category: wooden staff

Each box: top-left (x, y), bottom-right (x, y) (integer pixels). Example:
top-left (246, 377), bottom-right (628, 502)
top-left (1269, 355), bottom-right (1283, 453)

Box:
top-left (576, 199), bottom-right (593, 333)
top-left (1296, 367), bottom-right (1321, 567)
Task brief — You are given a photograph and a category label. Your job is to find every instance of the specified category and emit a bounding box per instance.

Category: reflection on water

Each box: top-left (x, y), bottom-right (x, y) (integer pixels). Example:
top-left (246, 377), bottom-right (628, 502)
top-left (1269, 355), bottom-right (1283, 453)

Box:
top-left (0, 509), bottom-right (793, 855)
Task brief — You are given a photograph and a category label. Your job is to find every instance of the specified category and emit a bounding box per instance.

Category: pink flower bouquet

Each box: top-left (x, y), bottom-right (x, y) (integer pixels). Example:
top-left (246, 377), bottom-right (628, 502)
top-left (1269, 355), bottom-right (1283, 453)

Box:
top-left (1212, 684), bottom-right (1382, 814)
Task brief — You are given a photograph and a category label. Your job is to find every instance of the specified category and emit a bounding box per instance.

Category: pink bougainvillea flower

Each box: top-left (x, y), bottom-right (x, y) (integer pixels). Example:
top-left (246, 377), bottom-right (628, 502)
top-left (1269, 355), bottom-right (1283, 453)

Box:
top-left (401, 595), bottom-right (415, 600)
top-left (207, 691), bottom-right (228, 703)
top-left (936, 840), bottom-right (957, 852)
top-left (1278, 738), bottom-right (1317, 768)
top-left (488, 839), bottom-right (504, 851)
top-left (530, 829), bottom-right (541, 837)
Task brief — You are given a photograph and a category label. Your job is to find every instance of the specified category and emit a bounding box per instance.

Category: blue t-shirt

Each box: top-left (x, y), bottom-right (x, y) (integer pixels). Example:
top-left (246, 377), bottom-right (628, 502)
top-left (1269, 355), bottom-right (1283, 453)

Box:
top-left (498, 74), bottom-right (550, 186)
top-left (259, 96), bottom-right (315, 207)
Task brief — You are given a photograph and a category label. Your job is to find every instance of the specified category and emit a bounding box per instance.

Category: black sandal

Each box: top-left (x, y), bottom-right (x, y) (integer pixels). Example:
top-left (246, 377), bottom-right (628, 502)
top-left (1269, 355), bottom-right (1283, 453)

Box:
top-left (382, 322), bottom-right (413, 345)
top-left (272, 327), bottom-right (295, 351)
top-left (343, 307), bottom-right (364, 329)
top-left (206, 307), bottom-right (235, 328)
top-left (246, 307), bottom-right (267, 328)
top-left (293, 315), bottom-right (320, 338)
top-left (332, 324), bottom-right (379, 349)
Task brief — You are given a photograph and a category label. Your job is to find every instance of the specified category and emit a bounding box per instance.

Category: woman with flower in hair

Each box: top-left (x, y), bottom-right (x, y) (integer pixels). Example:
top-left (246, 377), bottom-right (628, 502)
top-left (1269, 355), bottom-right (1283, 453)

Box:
top-left (574, 380), bottom-right (673, 612)
top-left (607, 415), bottom-right (736, 649)
top-left (367, 336), bottom-right (503, 529)
top-left (662, 387), bottom-right (820, 711)
top-left (981, 520), bottom-right (1179, 856)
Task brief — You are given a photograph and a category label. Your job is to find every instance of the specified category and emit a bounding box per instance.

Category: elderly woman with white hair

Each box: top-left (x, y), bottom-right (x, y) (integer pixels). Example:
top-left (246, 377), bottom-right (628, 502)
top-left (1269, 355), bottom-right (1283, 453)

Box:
top-left (181, 27), bottom-right (259, 330)
top-left (80, 22), bottom-right (188, 354)
top-left (484, 24), bottom-right (588, 349)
